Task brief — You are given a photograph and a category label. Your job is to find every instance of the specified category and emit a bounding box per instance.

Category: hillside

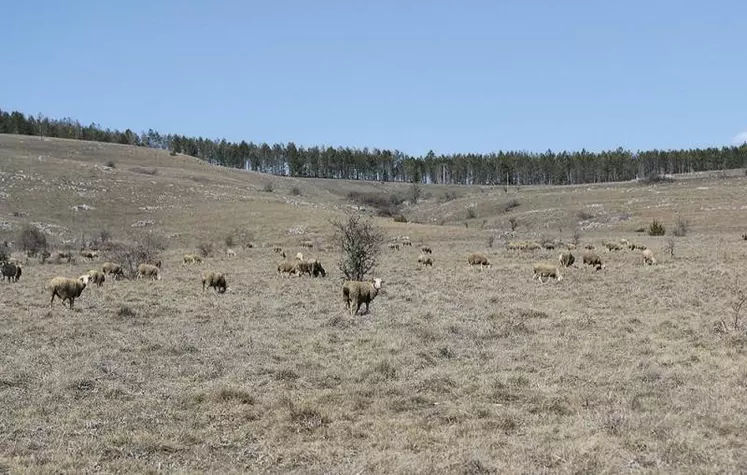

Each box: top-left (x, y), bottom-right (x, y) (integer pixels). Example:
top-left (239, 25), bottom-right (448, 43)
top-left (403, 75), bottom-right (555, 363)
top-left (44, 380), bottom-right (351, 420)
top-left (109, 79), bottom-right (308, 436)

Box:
top-left (3, 134), bottom-right (747, 473)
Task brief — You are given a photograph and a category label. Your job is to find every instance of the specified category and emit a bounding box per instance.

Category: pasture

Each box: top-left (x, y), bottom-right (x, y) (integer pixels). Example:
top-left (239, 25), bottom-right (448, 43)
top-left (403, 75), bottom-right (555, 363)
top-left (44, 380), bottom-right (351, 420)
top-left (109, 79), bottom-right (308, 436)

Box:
top-left (2, 134), bottom-right (747, 473)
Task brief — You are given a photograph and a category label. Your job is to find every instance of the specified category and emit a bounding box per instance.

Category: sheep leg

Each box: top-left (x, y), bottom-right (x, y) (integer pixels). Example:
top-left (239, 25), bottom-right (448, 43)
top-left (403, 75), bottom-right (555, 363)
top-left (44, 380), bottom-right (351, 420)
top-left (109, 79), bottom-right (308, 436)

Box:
top-left (50, 292), bottom-right (57, 307)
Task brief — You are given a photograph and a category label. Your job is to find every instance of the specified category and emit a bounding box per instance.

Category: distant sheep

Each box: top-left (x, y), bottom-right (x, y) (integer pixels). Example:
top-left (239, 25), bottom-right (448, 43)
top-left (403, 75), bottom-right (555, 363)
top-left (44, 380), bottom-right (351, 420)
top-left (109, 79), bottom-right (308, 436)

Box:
top-left (300, 240), bottom-right (314, 249)
top-left (604, 241), bottom-right (622, 252)
top-left (620, 238), bottom-right (630, 247)
top-left (202, 271), bottom-right (228, 293)
top-left (467, 252), bottom-right (491, 270)
top-left (342, 278), bottom-right (383, 316)
top-left (582, 253), bottom-right (604, 270)
top-left (533, 263), bottom-right (563, 282)
top-left (642, 249), bottom-right (657, 266)
top-left (401, 239), bottom-right (412, 247)
top-left (1, 262), bottom-right (21, 282)
top-left (137, 263), bottom-right (161, 280)
top-left (389, 243), bottom-right (401, 251)
top-left (273, 246), bottom-right (284, 254)
top-left (101, 262), bottom-right (124, 280)
top-left (417, 254), bottom-right (433, 267)
top-left (54, 251), bottom-right (73, 263)
top-left (48, 275), bottom-right (89, 309)
top-left (558, 251), bottom-right (575, 267)
top-left (296, 258), bottom-right (326, 277)
top-left (421, 246), bottom-right (432, 254)
top-left (183, 253), bottom-right (202, 264)
top-left (226, 248), bottom-right (236, 257)
top-left (79, 249), bottom-right (98, 260)
top-left (628, 243), bottom-right (647, 251)
top-left (277, 261), bottom-right (297, 277)
top-left (86, 269), bottom-right (106, 287)
top-left (295, 252), bottom-right (304, 261)
top-left (584, 243), bottom-right (596, 250)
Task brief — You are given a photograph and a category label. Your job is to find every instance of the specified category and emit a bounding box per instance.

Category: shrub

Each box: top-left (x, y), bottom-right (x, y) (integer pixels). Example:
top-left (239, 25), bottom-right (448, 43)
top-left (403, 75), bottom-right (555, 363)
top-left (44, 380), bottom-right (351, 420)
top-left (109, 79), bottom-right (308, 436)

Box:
top-left (224, 234), bottom-right (235, 248)
top-left (410, 183), bottom-right (421, 204)
top-left (648, 219), bottom-right (666, 236)
top-left (577, 210), bottom-right (594, 221)
top-left (508, 217), bottom-right (518, 231)
top-left (571, 229), bottom-right (581, 246)
top-left (0, 241), bottom-right (9, 262)
top-left (263, 182), bottom-right (274, 192)
top-left (439, 191), bottom-right (459, 203)
top-left (634, 227), bottom-right (646, 233)
top-left (103, 239), bottom-right (161, 279)
top-left (393, 214), bottom-right (408, 223)
top-left (347, 191), bottom-right (404, 217)
top-left (18, 224), bottom-right (47, 257)
top-left (130, 166), bottom-right (158, 175)
top-left (466, 208), bottom-right (477, 219)
top-left (502, 199), bottom-right (520, 213)
top-left (640, 171), bottom-right (674, 184)
top-left (331, 214), bottom-right (385, 280)
top-left (487, 235), bottom-right (495, 248)
top-left (197, 241), bottom-right (214, 258)
top-left (106, 160), bottom-right (116, 168)
top-left (290, 186), bottom-right (301, 196)
top-left (672, 216), bottom-right (689, 237)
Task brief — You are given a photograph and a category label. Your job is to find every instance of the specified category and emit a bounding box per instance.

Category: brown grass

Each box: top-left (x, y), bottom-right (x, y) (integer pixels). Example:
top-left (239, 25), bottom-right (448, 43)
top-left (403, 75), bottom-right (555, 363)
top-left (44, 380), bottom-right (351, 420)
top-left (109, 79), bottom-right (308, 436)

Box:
top-left (2, 134), bottom-right (747, 473)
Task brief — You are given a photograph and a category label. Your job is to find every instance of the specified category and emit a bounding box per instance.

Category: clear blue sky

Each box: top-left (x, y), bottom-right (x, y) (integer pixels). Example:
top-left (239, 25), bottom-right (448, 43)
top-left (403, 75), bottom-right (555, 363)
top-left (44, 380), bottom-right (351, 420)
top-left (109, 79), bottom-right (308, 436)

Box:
top-left (3, 1), bottom-right (746, 156)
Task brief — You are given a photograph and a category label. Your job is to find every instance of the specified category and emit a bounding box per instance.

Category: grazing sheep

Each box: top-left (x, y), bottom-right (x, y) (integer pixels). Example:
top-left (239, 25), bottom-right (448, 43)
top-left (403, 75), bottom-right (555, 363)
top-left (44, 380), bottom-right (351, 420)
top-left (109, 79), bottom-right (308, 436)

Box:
top-left (39, 250), bottom-right (51, 263)
top-left (80, 249), bottom-right (98, 260)
top-left (533, 263), bottom-right (563, 282)
top-left (137, 263), bottom-right (161, 280)
top-left (1, 262), bottom-right (21, 282)
top-left (542, 242), bottom-right (556, 250)
top-left (277, 261), bottom-right (297, 277)
top-left (192, 254), bottom-right (203, 263)
top-left (558, 251), bottom-right (575, 267)
top-left (467, 252), bottom-right (491, 270)
top-left (273, 246), bottom-right (284, 254)
top-left (620, 238), bottom-right (630, 247)
top-left (582, 253), bottom-right (605, 270)
top-left (183, 254), bottom-right (195, 264)
top-left (54, 251), bottom-right (73, 263)
top-left (604, 241), bottom-right (623, 252)
top-left (101, 262), bottom-right (124, 280)
top-left (295, 252), bottom-right (304, 261)
top-left (417, 254), bottom-right (433, 267)
top-left (642, 249), bottom-right (657, 266)
top-left (421, 246), bottom-right (432, 254)
top-left (202, 271), bottom-right (228, 293)
top-left (401, 239), bottom-right (412, 247)
top-left (295, 258), bottom-right (326, 277)
top-left (300, 240), bottom-right (314, 249)
top-left (628, 243), bottom-right (647, 251)
top-left (342, 278), bottom-right (383, 316)
top-left (226, 248), bottom-right (236, 257)
top-left (48, 275), bottom-right (89, 309)
top-left (584, 243), bottom-right (596, 250)
top-left (565, 243), bottom-right (577, 250)
top-left (86, 269), bottom-right (106, 287)
top-left (151, 260), bottom-right (162, 268)
top-left (389, 243), bottom-right (401, 251)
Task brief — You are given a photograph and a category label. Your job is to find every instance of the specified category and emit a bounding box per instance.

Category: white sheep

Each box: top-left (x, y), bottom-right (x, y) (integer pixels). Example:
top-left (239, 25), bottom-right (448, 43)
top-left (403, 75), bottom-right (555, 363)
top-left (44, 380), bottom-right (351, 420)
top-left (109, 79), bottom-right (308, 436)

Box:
top-left (101, 262), bottom-right (124, 280)
top-left (342, 278), bottom-right (383, 316)
top-left (467, 252), bottom-right (491, 270)
top-left (533, 263), bottom-right (563, 282)
top-left (642, 249), bottom-right (657, 265)
top-left (137, 263), bottom-right (161, 280)
top-left (226, 248), bottom-right (236, 257)
top-left (417, 254), bottom-right (433, 267)
top-left (86, 269), bottom-right (106, 287)
top-left (295, 252), bottom-right (304, 261)
top-left (48, 275), bottom-right (89, 309)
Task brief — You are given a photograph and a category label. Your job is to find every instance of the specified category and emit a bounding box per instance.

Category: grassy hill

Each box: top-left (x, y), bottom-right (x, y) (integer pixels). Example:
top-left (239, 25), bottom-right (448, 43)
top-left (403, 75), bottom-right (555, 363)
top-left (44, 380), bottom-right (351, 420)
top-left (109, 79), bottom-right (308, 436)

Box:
top-left (2, 133), bottom-right (747, 473)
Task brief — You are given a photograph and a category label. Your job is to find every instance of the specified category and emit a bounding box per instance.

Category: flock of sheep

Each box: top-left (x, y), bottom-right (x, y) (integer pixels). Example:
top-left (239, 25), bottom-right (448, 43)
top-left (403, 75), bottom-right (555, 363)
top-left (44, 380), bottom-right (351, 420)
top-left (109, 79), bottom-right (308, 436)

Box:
top-left (0, 232), bottom-right (660, 317)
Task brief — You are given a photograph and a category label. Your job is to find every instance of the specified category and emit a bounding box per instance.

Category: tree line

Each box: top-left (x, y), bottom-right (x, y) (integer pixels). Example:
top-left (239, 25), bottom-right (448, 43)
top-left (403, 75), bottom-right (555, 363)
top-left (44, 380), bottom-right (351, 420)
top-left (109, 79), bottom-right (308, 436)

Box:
top-left (2, 107), bottom-right (746, 186)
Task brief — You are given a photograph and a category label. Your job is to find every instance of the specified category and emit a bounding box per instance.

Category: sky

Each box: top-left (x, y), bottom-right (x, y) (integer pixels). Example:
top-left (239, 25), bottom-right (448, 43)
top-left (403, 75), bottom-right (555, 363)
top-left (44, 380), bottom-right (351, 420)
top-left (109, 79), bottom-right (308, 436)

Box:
top-left (2, 0), bottom-right (746, 156)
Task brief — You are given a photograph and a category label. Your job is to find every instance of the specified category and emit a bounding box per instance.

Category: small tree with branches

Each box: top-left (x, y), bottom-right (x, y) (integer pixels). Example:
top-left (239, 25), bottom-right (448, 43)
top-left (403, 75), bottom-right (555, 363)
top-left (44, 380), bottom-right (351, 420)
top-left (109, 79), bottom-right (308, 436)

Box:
top-left (332, 214), bottom-right (385, 280)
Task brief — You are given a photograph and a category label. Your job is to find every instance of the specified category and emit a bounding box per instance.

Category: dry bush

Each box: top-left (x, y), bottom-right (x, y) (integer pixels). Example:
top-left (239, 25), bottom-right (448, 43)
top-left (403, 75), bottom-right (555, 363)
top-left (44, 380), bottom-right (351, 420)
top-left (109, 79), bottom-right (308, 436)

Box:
top-left (466, 208), bottom-right (477, 219)
top-left (393, 214), bottom-right (408, 223)
top-left (577, 210), bottom-right (594, 221)
top-left (263, 182), bottom-right (274, 192)
top-left (508, 217), bottom-right (518, 231)
top-left (106, 160), bottom-right (116, 168)
top-left (0, 241), bottom-right (9, 262)
top-left (103, 239), bottom-right (162, 279)
top-left (290, 186), bottom-right (301, 196)
top-left (648, 219), bottom-right (666, 236)
top-left (502, 198), bottom-right (520, 213)
top-left (347, 191), bottom-right (404, 217)
top-left (17, 224), bottom-right (47, 256)
top-left (672, 216), bottom-right (690, 237)
top-left (197, 241), bottom-right (214, 258)
top-left (130, 166), bottom-right (158, 175)
top-left (331, 214), bottom-right (385, 280)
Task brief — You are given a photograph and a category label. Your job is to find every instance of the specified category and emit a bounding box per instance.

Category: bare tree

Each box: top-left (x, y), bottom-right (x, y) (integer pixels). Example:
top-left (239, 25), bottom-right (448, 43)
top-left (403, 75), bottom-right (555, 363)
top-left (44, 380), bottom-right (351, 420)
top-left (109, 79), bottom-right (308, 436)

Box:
top-left (331, 214), bottom-right (385, 280)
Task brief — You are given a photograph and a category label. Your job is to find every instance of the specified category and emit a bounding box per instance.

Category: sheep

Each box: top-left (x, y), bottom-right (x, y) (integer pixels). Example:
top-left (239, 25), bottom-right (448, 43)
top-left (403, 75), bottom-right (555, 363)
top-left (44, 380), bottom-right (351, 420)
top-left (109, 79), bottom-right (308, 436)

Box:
top-left (533, 263), bottom-right (563, 282)
top-left (628, 243), bottom-right (647, 251)
top-left (300, 240), bottom-right (314, 249)
top-left (202, 271), bottom-right (228, 293)
top-left (277, 261), bottom-right (297, 277)
top-left (183, 254), bottom-right (195, 264)
top-left (295, 252), bottom-right (305, 261)
top-left (565, 243), bottom-right (577, 250)
top-left (226, 248), bottom-right (236, 257)
top-left (342, 278), bottom-right (383, 316)
top-left (558, 251), bottom-right (575, 268)
top-left (417, 254), bottom-right (433, 267)
top-left (296, 258), bottom-right (327, 277)
top-left (1, 262), bottom-right (21, 282)
top-left (584, 243), bottom-right (596, 250)
top-left (48, 275), bottom-right (89, 309)
top-left (542, 242), bottom-right (556, 250)
top-left (79, 249), bottom-right (98, 260)
top-left (604, 241), bottom-right (622, 252)
top-left (389, 243), bottom-right (401, 251)
top-left (192, 254), bottom-right (203, 264)
top-left (54, 251), bottom-right (73, 263)
top-left (642, 249), bottom-right (657, 266)
top-left (401, 239), bottom-right (412, 247)
top-left (137, 263), bottom-right (161, 280)
top-left (86, 269), bottom-right (106, 287)
top-left (620, 238), bottom-right (630, 247)
top-left (101, 262), bottom-right (124, 280)
top-left (467, 252), bottom-right (491, 270)
top-left (421, 246), bottom-right (432, 254)
top-left (582, 253), bottom-right (605, 270)
top-left (273, 246), bottom-right (284, 254)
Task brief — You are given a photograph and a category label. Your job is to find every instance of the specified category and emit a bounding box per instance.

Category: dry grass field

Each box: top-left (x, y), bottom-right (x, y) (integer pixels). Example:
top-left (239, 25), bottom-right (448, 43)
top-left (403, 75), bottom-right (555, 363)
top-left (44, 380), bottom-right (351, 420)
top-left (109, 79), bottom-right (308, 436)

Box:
top-left (2, 134), bottom-right (747, 474)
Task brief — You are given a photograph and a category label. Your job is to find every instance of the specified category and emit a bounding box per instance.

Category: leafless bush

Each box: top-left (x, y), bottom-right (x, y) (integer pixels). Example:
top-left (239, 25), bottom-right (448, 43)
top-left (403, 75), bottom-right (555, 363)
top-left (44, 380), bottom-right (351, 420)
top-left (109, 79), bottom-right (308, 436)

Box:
top-left (103, 239), bottom-right (162, 279)
top-left (577, 210), bottom-right (594, 221)
top-left (508, 217), bottom-right (518, 231)
top-left (571, 229), bottom-right (581, 246)
top-left (672, 216), bottom-right (690, 237)
top-left (502, 199), bottom-right (520, 213)
top-left (665, 237), bottom-right (675, 258)
top-left (487, 235), bottom-right (495, 248)
top-left (0, 241), bottom-right (9, 262)
top-left (18, 224), bottom-right (47, 257)
top-left (290, 186), bottom-right (301, 196)
top-left (331, 214), bottom-right (385, 280)
top-left (197, 241), bottom-right (214, 258)
top-left (720, 277), bottom-right (747, 332)
top-left (263, 182), bottom-right (274, 192)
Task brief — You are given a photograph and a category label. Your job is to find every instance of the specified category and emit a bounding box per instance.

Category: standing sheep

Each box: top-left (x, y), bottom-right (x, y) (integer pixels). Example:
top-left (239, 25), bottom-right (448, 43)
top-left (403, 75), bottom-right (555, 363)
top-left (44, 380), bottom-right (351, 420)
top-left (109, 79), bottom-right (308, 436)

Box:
top-left (137, 263), bottom-right (161, 280)
top-left (401, 239), bottom-right (412, 247)
top-left (642, 249), bottom-right (657, 265)
top-left (202, 271), bottom-right (228, 293)
top-left (467, 253), bottom-right (491, 270)
top-left (388, 243), bottom-right (401, 251)
top-left (533, 263), bottom-right (563, 282)
top-left (87, 269), bottom-right (106, 287)
top-left (421, 246), bottom-right (433, 254)
top-left (273, 246), bottom-right (283, 254)
top-left (295, 252), bottom-right (304, 261)
top-left (277, 261), bottom-right (297, 277)
top-left (295, 258), bottom-right (327, 277)
top-left (604, 241), bottom-right (622, 252)
top-left (582, 253), bottom-right (604, 270)
top-left (183, 254), bottom-right (195, 264)
top-left (301, 240), bottom-right (314, 249)
top-left (1, 262), bottom-right (21, 282)
top-left (101, 262), bottom-right (124, 280)
top-left (226, 248), bottom-right (236, 257)
top-left (342, 278), bottom-right (384, 316)
top-left (48, 275), bottom-right (89, 309)
top-left (558, 251), bottom-right (575, 268)
top-left (417, 254), bottom-right (433, 267)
